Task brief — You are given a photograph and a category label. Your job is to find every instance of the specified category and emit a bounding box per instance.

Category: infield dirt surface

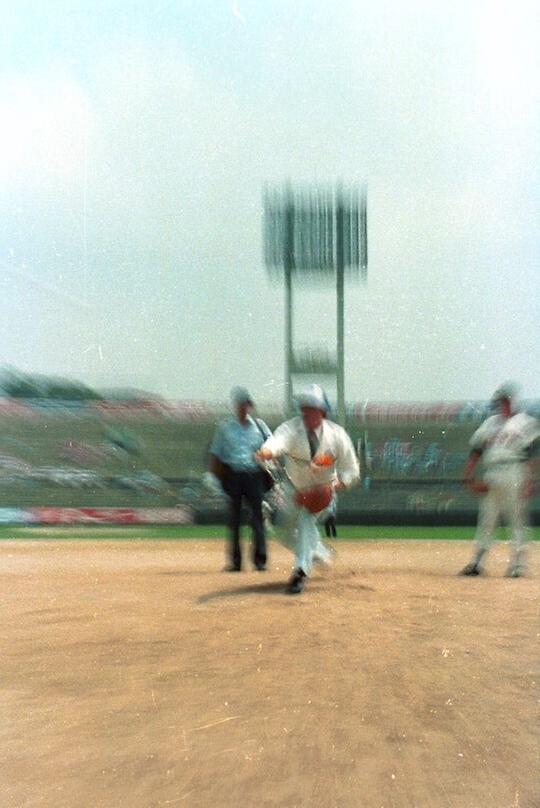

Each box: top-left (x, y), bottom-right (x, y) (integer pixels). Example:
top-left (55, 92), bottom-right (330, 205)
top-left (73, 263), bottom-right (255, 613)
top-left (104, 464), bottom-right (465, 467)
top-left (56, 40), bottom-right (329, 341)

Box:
top-left (1, 538), bottom-right (538, 808)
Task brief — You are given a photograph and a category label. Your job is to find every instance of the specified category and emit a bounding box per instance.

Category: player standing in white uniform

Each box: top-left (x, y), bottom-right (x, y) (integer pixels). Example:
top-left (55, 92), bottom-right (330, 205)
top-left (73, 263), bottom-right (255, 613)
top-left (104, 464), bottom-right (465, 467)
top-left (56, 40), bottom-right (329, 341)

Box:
top-left (257, 384), bottom-right (360, 594)
top-left (460, 384), bottom-right (539, 577)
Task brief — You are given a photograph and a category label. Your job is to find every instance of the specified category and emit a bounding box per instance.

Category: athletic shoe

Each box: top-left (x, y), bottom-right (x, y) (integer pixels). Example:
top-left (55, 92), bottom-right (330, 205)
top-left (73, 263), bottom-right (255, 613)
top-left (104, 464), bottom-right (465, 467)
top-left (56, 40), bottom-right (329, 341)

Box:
top-left (505, 565), bottom-right (526, 578)
top-left (459, 562), bottom-right (482, 576)
top-left (223, 564), bottom-right (241, 572)
top-left (286, 568), bottom-right (306, 594)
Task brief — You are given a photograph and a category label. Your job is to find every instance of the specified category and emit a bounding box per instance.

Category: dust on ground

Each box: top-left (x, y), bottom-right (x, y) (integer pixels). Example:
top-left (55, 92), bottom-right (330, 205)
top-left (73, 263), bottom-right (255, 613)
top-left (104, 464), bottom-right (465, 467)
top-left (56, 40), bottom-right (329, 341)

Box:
top-left (1, 539), bottom-right (538, 808)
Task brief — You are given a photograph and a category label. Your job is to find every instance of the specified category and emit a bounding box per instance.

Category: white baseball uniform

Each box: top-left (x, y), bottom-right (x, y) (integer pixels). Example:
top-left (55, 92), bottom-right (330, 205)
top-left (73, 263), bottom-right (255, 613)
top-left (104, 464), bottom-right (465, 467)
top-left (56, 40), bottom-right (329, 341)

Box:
top-left (261, 416), bottom-right (359, 575)
top-left (469, 411), bottom-right (539, 570)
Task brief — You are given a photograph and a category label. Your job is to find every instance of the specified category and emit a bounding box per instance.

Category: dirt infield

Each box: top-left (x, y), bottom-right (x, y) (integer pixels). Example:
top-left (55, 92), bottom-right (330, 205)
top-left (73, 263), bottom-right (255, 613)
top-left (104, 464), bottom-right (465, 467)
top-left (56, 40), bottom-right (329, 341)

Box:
top-left (1, 539), bottom-right (538, 808)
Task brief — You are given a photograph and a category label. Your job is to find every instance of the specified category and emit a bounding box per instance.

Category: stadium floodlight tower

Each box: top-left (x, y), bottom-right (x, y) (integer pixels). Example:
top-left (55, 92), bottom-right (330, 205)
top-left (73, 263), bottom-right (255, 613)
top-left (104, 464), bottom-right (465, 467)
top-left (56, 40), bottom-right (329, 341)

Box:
top-left (263, 182), bottom-right (367, 425)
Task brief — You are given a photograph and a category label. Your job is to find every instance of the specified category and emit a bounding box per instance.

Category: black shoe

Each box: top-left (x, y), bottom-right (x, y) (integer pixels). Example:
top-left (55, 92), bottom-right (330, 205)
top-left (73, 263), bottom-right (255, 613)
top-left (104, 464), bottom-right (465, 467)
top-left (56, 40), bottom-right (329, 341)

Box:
top-left (505, 565), bottom-right (526, 578)
top-left (459, 562), bottom-right (482, 576)
top-left (286, 568), bottom-right (306, 594)
top-left (223, 564), bottom-right (241, 572)
top-left (255, 564), bottom-right (267, 571)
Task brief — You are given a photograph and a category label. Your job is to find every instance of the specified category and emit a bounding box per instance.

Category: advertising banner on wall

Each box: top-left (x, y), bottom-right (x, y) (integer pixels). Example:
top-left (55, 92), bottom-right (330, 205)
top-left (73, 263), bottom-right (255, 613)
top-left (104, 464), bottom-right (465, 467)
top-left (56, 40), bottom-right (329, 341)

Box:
top-left (12, 507), bottom-right (195, 525)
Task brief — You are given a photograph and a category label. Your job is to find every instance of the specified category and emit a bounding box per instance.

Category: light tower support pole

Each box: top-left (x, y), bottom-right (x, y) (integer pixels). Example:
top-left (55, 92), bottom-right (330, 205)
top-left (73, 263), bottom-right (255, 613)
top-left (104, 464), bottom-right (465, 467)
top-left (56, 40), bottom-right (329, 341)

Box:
top-left (284, 192), bottom-right (295, 416)
top-left (336, 186), bottom-right (346, 427)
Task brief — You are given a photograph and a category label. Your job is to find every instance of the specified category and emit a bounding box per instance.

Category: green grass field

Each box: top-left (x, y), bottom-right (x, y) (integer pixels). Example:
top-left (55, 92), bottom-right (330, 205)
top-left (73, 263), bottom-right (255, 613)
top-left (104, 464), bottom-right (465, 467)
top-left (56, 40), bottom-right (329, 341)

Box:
top-left (1, 524), bottom-right (539, 541)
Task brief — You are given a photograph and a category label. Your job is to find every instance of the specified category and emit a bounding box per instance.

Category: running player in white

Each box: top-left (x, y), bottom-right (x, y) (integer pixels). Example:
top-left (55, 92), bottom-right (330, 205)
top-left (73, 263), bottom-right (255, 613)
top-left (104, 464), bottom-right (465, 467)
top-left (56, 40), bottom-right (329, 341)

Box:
top-left (460, 383), bottom-right (539, 577)
top-left (257, 384), bottom-right (359, 594)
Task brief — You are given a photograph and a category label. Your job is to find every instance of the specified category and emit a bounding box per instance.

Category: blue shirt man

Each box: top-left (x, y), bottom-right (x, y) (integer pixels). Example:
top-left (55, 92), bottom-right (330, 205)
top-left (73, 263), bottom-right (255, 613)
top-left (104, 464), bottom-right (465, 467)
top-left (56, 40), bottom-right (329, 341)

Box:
top-left (210, 411), bottom-right (270, 472)
top-left (209, 387), bottom-right (271, 572)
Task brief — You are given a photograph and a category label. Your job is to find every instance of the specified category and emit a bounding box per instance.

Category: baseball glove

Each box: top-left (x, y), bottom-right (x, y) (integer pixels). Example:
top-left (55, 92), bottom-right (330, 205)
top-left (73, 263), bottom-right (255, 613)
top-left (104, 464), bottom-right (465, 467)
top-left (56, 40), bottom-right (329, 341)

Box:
top-left (465, 479), bottom-right (489, 495)
top-left (295, 484), bottom-right (334, 514)
top-left (311, 452), bottom-right (335, 468)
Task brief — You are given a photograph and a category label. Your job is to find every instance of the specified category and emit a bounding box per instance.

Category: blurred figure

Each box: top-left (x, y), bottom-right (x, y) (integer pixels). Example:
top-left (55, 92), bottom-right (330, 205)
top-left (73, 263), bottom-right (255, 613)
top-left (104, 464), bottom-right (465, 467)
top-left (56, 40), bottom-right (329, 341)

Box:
top-left (460, 383), bottom-right (539, 578)
top-left (209, 387), bottom-right (271, 572)
top-left (322, 494), bottom-right (338, 538)
top-left (257, 384), bottom-right (359, 594)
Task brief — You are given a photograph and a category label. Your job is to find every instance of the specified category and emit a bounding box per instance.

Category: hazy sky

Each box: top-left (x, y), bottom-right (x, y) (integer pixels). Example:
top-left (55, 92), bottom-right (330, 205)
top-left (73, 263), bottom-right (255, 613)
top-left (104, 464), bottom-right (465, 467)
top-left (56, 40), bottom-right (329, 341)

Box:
top-left (1, 0), bottom-right (538, 405)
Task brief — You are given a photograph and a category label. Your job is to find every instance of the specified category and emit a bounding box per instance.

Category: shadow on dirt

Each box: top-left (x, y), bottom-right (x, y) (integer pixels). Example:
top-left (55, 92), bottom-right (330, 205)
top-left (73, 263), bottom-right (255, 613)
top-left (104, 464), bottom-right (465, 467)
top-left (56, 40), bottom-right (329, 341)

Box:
top-left (198, 581), bottom-right (290, 602)
top-left (198, 576), bottom-right (375, 603)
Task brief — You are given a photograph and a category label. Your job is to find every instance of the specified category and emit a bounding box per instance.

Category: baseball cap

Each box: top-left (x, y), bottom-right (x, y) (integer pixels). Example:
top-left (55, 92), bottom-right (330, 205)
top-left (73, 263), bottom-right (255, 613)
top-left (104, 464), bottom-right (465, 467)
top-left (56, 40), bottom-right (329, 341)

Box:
top-left (491, 382), bottom-right (519, 403)
top-left (296, 384), bottom-right (331, 413)
top-left (231, 386), bottom-right (253, 406)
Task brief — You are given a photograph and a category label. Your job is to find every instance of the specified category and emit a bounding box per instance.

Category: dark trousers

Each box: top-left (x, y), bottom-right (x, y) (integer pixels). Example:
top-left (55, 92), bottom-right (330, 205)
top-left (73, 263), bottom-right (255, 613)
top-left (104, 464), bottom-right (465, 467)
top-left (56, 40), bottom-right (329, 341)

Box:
top-left (225, 470), bottom-right (267, 569)
top-left (324, 515), bottom-right (337, 538)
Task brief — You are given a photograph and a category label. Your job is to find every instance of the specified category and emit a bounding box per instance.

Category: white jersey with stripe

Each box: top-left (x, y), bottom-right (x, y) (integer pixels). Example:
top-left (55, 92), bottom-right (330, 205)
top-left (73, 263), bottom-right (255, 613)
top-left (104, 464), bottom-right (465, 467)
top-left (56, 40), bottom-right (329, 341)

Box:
top-left (469, 412), bottom-right (539, 467)
top-left (261, 416), bottom-right (360, 491)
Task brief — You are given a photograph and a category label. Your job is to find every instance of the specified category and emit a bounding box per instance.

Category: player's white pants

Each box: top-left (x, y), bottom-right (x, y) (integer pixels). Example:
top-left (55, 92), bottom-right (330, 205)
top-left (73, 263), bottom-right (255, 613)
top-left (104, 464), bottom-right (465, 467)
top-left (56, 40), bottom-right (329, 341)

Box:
top-left (274, 482), bottom-right (331, 576)
top-left (473, 464), bottom-right (530, 566)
